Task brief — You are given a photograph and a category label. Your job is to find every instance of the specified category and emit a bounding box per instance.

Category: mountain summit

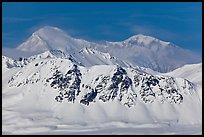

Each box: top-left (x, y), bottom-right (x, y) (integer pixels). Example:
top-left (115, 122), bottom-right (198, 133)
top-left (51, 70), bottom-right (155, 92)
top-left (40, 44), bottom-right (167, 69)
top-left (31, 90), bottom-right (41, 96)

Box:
top-left (17, 26), bottom-right (89, 54)
top-left (123, 34), bottom-right (171, 47)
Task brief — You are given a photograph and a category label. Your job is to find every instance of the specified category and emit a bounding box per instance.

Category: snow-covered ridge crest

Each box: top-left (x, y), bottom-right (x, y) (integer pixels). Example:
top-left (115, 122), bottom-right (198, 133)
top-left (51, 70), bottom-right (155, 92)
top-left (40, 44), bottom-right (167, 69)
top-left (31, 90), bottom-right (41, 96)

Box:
top-left (2, 50), bottom-right (78, 69)
top-left (108, 34), bottom-right (172, 47)
top-left (164, 63), bottom-right (202, 85)
top-left (125, 34), bottom-right (172, 46)
top-left (3, 48), bottom-right (132, 69)
top-left (164, 63), bottom-right (202, 101)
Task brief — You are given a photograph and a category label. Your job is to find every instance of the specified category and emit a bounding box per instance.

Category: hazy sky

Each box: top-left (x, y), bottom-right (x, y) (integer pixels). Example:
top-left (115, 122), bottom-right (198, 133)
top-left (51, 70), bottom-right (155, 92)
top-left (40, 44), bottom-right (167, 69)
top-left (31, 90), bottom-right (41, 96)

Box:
top-left (2, 2), bottom-right (202, 55)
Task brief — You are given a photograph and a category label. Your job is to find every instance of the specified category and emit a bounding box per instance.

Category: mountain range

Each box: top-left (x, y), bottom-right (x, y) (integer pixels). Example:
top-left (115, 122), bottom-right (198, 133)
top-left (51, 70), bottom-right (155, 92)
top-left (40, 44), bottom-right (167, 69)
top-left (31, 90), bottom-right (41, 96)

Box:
top-left (2, 26), bottom-right (202, 134)
top-left (3, 26), bottom-right (201, 73)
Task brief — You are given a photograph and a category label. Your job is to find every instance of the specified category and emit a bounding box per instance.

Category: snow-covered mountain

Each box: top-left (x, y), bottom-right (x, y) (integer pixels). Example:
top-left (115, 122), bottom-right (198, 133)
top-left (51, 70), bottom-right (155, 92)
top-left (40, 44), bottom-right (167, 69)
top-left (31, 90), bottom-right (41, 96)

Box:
top-left (3, 50), bottom-right (76, 69)
top-left (15, 26), bottom-right (201, 73)
top-left (2, 49), bottom-right (162, 76)
top-left (164, 63), bottom-right (202, 101)
top-left (72, 47), bottom-right (131, 67)
top-left (101, 34), bottom-right (201, 73)
top-left (2, 26), bottom-right (202, 134)
top-left (17, 26), bottom-right (90, 54)
top-left (2, 56), bottom-right (202, 130)
top-left (164, 63), bottom-right (202, 85)
top-left (4, 49), bottom-right (131, 69)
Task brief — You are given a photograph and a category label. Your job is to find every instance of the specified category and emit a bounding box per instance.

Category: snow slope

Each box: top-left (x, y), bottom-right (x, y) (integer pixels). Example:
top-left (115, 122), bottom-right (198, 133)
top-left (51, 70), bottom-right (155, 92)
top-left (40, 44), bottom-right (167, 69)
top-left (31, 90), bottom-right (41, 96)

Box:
top-left (164, 63), bottom-right (202, 101)
top-left (2, 55), bottom-right (202, 134)
top-left (165, 63), bottom-right (202, 85)
top-left (15, 26), bottom-right (201, 73)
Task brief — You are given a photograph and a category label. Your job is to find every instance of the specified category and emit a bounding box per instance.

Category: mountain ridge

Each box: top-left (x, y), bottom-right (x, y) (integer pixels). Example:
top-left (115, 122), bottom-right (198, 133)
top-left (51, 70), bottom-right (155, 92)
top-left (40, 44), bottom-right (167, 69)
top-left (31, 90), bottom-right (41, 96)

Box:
top-left (14, 26), bottom-right (201, 73)
top-left (3, 55), bottom-right (202, 126)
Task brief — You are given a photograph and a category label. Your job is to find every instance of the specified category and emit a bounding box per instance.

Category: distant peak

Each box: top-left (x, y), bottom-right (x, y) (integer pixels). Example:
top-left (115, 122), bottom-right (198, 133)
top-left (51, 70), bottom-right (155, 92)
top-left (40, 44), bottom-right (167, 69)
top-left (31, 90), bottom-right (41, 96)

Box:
top-left (17, 26), bottom-right (74, 52)
top-left (125, 34), bottom-right (171, 46)
top-left (32, 26), bottom-right (68, 37)
top-left (39, 26), bottom-right (64, 32)
top-left (127, 34), bottom-right (156, 41)
top-left (134, 34), bottom-right (145, 37)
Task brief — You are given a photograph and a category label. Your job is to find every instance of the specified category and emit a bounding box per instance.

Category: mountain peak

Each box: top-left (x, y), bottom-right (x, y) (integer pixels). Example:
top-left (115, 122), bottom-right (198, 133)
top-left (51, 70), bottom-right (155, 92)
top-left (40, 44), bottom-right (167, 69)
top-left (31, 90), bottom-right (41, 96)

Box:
top-left (32, 26), bottom-right (69, 38)
top-left (125, 34), bottom-right (171, 46)
top-left (17, 26), bottom-right (81, 53)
